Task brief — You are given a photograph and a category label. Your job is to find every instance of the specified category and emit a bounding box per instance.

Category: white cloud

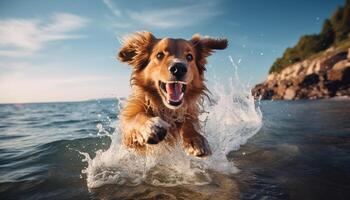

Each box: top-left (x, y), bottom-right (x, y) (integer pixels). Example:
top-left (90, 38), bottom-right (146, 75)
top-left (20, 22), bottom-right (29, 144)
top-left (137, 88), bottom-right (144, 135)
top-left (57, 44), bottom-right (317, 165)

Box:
top-left (0, 56), bottom-right (132, 103)
top-left (0, 12), bottom-right (88, 57)
top-left (102, 1), bottom-right (221, 29)
top-left (102, 0), bottom-right (122, 17)
top-left (127, 3), bottom-right (220, 28)
top-left (0, 70), bottom-right (130, 103)
top-left (0, 61), bottom-right (32, 72)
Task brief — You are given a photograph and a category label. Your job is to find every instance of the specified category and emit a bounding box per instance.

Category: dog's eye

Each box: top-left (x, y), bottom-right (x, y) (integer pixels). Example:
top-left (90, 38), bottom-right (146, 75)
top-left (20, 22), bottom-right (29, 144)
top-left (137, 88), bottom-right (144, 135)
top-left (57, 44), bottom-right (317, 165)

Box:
top-left (156, 52), bottom-right (164, 60)
top-left (186, 53), bottom-right (193, 62)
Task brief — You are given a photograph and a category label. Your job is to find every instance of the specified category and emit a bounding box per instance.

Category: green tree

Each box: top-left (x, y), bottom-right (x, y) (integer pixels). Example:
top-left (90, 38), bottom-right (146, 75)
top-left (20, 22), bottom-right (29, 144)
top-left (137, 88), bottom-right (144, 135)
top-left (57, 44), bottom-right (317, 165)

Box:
top-left (269, 0), bottom-right (350, 74)
top-left (330, 6), bottom-right (345, 43)
top-left (320, 19), bottom-right (335, 48)
top-left (330, 0), bottom-right (350, 43)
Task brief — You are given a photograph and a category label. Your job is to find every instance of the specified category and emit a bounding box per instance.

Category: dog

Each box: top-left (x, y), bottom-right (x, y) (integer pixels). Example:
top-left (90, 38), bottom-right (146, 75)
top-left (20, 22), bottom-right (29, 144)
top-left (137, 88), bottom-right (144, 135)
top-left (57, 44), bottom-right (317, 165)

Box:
top-left (117, 32), bottom-right (227, 157)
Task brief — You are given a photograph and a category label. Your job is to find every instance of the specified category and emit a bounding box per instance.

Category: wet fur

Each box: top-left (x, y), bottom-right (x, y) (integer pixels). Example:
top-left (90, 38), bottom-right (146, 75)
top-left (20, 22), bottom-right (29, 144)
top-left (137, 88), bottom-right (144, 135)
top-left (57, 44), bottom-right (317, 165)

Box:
top-left (117, 31), bottom-right (227, 157)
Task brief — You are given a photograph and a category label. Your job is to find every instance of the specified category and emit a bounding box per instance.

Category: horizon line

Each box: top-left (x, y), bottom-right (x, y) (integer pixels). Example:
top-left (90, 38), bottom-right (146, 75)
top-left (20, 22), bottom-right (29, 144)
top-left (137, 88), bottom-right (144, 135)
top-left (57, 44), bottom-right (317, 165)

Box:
top-left (0, 96), bottom-right (125, 105)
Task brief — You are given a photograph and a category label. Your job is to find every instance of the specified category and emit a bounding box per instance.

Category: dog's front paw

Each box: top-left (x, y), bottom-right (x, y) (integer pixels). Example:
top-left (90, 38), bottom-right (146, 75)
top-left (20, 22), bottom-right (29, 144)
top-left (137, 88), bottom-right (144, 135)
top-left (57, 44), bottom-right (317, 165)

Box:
top-left (139, 117), bottom-right (170, 145)
top-left (183, 135), bottom-right (212, 157)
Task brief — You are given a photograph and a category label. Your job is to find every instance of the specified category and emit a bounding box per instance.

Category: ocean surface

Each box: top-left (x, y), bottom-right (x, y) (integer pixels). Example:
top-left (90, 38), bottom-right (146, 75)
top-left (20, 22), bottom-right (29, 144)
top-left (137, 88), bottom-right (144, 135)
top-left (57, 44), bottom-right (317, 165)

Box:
top-left (0, 97), bottom-right (350, 200)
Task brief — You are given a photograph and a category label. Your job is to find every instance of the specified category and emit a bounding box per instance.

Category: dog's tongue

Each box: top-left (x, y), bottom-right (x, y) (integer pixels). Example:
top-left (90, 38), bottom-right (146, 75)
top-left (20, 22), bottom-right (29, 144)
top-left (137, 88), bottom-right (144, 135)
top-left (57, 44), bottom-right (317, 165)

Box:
top-left (166, 83), bottom-right (182, 102)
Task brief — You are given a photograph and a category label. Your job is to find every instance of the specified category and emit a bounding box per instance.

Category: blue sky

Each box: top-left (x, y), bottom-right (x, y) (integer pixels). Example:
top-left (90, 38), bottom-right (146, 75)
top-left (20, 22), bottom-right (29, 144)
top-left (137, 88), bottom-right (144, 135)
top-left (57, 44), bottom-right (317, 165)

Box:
top-left (0, 0), bottom-right (345, 103)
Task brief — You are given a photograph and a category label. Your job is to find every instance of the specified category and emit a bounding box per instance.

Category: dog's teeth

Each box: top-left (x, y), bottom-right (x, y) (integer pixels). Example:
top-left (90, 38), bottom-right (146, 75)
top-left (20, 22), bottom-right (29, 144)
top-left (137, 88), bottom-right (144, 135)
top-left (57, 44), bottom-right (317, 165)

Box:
top-left (179, 92), bottom-right (184, 100)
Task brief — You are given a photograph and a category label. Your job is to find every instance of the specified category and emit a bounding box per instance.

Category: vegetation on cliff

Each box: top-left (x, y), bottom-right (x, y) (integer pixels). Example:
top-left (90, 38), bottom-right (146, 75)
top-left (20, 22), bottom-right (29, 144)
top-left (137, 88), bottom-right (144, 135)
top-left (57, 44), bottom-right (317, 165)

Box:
top-left (269, 0), bottom-right (350, 74)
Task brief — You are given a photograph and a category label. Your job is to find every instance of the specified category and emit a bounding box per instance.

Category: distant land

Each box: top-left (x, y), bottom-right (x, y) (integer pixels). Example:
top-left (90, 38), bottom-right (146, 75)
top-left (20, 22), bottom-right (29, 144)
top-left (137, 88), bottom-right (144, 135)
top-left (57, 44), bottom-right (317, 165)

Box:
top-left (253, 0), bottom-right (350, 100)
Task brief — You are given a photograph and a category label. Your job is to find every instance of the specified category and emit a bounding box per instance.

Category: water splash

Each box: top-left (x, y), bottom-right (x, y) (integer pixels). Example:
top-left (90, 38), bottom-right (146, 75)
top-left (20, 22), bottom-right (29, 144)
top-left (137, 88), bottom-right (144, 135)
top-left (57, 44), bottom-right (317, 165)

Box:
top-left (81, 57), bottom-right (262, 188)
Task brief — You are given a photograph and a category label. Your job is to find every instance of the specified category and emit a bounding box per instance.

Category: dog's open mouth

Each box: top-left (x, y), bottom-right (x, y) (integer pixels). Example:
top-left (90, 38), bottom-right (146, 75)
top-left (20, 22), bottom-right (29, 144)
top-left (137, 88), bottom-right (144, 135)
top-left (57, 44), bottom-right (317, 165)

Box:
top-left (159, 81), bottom-right (187, 107)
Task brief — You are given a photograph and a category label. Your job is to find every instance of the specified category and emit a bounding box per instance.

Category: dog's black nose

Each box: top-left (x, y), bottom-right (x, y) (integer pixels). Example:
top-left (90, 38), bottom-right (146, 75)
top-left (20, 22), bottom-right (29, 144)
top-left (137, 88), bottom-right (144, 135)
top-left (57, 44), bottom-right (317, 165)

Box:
top-left (168, 62), bottom-right (187, 79)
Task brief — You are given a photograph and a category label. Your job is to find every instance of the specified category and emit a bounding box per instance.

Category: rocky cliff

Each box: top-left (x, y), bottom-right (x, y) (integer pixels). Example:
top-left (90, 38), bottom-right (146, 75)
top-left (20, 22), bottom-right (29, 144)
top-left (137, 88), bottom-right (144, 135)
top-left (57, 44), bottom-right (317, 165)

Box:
top-left (252, 47), bottom-right (350, 100)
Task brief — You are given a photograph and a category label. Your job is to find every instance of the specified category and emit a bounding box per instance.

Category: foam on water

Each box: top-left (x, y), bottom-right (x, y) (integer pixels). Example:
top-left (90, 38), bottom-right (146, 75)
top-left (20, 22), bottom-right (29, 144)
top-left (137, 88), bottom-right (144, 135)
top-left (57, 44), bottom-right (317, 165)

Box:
top-left (81, 57), bottom-right (263, 188)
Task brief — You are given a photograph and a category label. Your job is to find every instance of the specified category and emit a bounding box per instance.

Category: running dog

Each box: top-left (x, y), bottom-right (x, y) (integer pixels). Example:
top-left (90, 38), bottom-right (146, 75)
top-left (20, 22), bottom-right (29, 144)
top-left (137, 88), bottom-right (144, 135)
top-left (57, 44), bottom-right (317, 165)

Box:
top-left (117, 32), bottom-right (227, 157)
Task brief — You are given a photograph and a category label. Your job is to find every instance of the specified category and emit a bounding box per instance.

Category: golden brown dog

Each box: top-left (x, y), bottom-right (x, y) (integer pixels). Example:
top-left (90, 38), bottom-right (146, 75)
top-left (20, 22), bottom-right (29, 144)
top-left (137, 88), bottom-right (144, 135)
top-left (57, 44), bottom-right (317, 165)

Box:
top-left (117, 32), bottom-right (227, 157)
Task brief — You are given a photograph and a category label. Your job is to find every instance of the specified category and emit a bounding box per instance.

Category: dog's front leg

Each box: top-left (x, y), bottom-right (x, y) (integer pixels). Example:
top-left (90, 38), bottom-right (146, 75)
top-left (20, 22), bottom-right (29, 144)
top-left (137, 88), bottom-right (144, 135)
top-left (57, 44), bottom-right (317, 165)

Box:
top-left (122, 110), bottom-right (170, 148)
top-left (180, 120), bottom-right (212, 157)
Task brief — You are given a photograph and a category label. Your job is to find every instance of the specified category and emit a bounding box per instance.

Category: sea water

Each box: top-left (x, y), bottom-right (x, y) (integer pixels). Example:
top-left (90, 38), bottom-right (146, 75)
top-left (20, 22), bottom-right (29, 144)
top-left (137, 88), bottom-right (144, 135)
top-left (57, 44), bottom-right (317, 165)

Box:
top-left (1, 59), bottom-right (350, 199)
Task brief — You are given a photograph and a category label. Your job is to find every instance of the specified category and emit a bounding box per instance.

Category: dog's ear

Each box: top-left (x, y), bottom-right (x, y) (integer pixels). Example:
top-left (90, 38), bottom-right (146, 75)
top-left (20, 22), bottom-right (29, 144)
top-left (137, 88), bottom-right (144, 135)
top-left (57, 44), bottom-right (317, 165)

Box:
top-left (190, 34), bottom-right (228, 73)
top-left (118, 31), bottom-right (157, 70)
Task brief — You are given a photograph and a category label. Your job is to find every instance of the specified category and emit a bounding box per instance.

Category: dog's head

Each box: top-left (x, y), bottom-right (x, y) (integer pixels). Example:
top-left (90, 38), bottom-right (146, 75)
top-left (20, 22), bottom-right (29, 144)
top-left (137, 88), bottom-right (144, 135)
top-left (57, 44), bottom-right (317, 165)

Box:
top-left (118, 32), bottom-right (227, 109)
